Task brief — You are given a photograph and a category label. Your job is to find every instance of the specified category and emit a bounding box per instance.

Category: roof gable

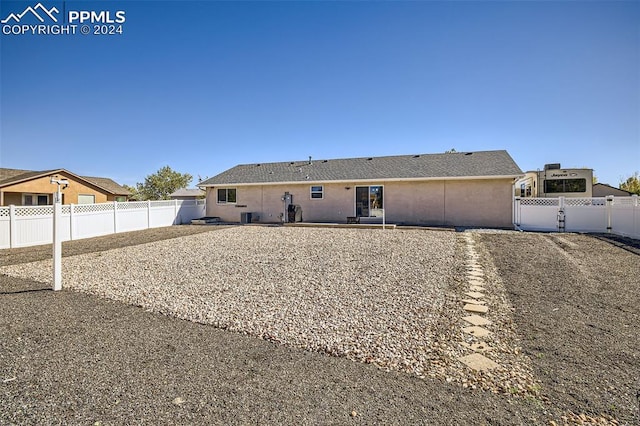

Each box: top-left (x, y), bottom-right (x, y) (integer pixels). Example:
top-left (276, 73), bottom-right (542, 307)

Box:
top-left (0, 168), bottom-right (130, 195)
top-left (200, 150), bottom-right (523, 186)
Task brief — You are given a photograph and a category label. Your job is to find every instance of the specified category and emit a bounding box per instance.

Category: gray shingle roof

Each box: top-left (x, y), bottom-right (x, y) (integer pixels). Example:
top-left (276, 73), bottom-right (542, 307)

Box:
top-left (199, 150), bottom-right (523, 186)
top-left (81, 176), bottom-right (131, 196)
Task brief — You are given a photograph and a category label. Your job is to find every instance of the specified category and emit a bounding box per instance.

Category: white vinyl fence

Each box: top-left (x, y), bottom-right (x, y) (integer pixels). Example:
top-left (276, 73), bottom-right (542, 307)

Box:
top-left (0, 199), bottom-right (206, 249)
top-left (514, 195), bottom-right (640, 239)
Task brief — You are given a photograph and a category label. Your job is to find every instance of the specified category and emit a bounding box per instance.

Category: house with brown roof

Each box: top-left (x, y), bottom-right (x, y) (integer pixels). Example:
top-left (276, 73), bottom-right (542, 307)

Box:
top-left (198, 150), bottom-right (523, 228)
top-left (592, 183), bottom-right (633, 197)
top-left (0, 168), bottom-right (131, 206)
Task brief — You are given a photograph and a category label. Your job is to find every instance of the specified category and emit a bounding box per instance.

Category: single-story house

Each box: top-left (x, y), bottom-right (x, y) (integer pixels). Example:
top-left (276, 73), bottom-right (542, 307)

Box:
top-left (199, 150), bottom-right (523, 228)
top-left (169, 188), bottom-right (205, 200)
top-left (0, 168), bottom-right (131, 206)
top-left (592, 183), bottom-right (633, 197)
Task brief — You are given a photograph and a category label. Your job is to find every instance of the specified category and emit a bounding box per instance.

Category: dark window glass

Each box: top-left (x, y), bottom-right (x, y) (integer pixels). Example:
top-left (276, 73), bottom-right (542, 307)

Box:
top-left (217, 189), bottom-right (226, 203)
top-left (565, 179), bottom-right (586, 192)
top-left (544, 179), bottom-right (586, 193)
top-left (311, 186), bottom-right (323, 199)
top-left (544, 180), bottom-right (562, 193)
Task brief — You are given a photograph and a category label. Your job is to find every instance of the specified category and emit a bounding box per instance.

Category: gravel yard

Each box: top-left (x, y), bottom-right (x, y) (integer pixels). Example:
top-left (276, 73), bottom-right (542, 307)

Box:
top-left (2, 227), bottom-right (460, 378)
top-left (1, 226), bottom-right (639, 424)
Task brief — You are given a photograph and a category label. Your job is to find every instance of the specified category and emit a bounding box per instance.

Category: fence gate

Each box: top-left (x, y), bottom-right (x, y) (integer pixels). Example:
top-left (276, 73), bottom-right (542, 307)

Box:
top-left (514, 195), bottom-right (639, 239)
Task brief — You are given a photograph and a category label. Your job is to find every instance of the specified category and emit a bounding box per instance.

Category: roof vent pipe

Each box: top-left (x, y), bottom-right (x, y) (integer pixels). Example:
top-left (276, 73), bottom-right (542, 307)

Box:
top-left (308, 156), bottom-right (312, 165)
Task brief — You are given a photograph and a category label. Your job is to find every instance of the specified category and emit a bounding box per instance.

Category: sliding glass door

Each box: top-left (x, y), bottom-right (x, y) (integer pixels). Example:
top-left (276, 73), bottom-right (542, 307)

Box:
top-left (355, 186), bottom-right (383, 217)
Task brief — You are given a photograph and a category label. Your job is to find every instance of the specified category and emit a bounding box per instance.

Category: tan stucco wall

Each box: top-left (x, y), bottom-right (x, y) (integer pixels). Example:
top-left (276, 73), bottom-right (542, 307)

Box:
top-left (206, 178), bottom-right (515, 228)
top-left (1, 172), bottom-right (112, 206)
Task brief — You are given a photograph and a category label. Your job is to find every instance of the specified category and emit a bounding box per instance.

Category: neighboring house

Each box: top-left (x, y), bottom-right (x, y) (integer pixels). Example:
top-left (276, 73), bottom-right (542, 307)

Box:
top-left (592, 183), bottom-right (633, 197)
top-left (0, 168), bottom-right (131, 206)
top-left (515, 163), bottom-right (593, 198)
top-left (169, 188), bottom-right (205, 200)
top-left (199, 150), bottom-right (523, 228)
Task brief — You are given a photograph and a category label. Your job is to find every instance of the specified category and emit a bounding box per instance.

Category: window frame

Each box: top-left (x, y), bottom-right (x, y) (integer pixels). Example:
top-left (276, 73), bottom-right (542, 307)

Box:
top-left (217, 188), bottom-right (237, 204)
top-left (310, 185), bottom-right (324, 200)
top-left (22, 193), bottom-right (50, 206)
top-left (355, 185), bottom-right (384, 217)
top-left (544, 178), bottom-right (587, 194)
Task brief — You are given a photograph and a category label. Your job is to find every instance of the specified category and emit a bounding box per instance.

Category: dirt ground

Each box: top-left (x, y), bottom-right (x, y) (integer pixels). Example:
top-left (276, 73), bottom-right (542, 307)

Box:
top-left (1, 226), bottom-right (639, 425)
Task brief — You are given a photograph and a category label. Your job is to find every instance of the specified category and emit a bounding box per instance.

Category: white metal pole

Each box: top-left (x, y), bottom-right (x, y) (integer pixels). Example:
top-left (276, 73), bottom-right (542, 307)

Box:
top-left (52, 189), bottom-right (62, 291)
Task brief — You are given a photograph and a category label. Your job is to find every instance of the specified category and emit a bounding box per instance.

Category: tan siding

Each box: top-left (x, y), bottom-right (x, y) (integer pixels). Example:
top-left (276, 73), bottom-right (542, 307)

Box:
top-left (444, 180), bottom-right (514, 227)
top-left (206, 178), bottom-right (515, 227)
top-left (384, 180), bottom-right (445, 225)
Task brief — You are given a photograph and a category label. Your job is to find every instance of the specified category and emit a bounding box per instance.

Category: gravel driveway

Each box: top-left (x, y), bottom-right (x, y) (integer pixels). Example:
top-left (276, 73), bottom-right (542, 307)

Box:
top-left (1, 226), bottom-right (639, 424)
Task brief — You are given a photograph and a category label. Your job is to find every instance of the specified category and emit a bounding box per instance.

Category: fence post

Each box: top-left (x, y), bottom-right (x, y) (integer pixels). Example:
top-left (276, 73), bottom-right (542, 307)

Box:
top-left (174, 199), bottom-right (179, 225)
top-left (69, 204), bottom-right (75, 240)
top-left (513, 197), bottom-right (521, 227)
top-left (9, 205), bottom-right (16, 248)
top-left (113, 201), bottom-right (118, 233)
top-left (633, 195), bottom-right (639, 240)
top-left (147, 200), bottom-right (152, 228)
top-left (605, 196), bottom-right (614, 233)
top-left (53, 198), bottom-right (62, 291)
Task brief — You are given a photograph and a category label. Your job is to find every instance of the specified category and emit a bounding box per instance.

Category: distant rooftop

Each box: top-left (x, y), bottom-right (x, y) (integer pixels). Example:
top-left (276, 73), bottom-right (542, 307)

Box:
top-left (169, 188), bottom-right (205, 197)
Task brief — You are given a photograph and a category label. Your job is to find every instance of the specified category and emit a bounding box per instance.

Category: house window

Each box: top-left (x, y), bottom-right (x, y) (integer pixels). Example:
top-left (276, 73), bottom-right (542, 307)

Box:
top-left (217, 188), bottom-right (237, 204)
top-left (115, 196), bottom-right (127, 202)
top-left (520, 184), bottom-right (532, 197)
top-left (310, 185), bottom-right (324, 199)
top-left (23, 194), bottom-right (50, 205)
top-left (355, 185), bottom-right (383, 217)
top-left (78, 194), bottom-right (96, 204)
top-left (544, 179), bottom-right (587, 193)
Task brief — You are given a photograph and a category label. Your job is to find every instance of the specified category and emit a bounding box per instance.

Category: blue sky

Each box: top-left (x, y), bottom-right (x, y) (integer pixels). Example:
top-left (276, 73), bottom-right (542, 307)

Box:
top-left (1, 0), bottom-right (638, 187)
